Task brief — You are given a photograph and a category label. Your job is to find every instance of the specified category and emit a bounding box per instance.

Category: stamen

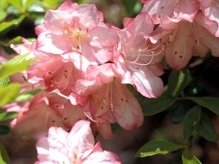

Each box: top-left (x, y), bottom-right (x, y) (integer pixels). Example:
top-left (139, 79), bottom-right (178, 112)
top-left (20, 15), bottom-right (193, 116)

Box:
top-left (191, 23), bottom-right (200, 45)
top-left (114, 80), bottom-right (127, 101)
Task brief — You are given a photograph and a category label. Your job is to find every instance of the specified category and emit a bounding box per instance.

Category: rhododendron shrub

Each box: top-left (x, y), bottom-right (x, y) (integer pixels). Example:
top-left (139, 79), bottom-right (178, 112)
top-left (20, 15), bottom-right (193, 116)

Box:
top-left (0, 0), bottom-right (219, 163)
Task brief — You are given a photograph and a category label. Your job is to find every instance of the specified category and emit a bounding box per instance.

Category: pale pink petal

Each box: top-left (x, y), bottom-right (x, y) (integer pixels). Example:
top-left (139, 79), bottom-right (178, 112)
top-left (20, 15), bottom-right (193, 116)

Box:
top-left (36, 32), bottom-right (71, 54)
top-left (131, 66), bottom-right (163, 98)
top-left (112, 84), bottom-right (144, 130)
top-left (66, 120), bottom-right (94, 159)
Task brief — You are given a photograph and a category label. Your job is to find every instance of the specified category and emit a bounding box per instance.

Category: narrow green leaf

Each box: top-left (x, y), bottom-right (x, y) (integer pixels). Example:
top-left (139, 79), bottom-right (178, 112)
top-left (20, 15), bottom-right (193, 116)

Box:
top-left (188, 97), bottom-right (219, 115)
top-left (0, 9), bottom-right (7, 22)
top-left (183, 106), bottom-right (201, 140)
top-left (0, 125), bottom-right (10, 135)
top-left (142, 95), bottom-right (175, 116)
top-left (196, 113), bottom-right (217, 142)
top-left (42, 0), bottom-right (60, 9)
top-left (167, 69), bottom-right (191, 97)
top-left (0, 15), bottom-right (25, 34)
top-left (136, 140), bottom-right (184, 158)
top-left (0, 54), bottom-right (32, 80)
top-left (0, 142), bottom-right (10, 164)
top-left (8, 0), bottom-right (22, 11)
top-left (0, 0), bottom-right (9, 10)
top-left (16, 88), bottom-right (41, 102)
top-left (21, 0), bottom-right (34, 10)
top-left (182, 151), bottom-right (201, 164)
top-left (0, 112), bottom-right (18, 122)
top-left (0, 83), bottom-right (20, 107)
top-left (0, 78), bottom-right (9, 87)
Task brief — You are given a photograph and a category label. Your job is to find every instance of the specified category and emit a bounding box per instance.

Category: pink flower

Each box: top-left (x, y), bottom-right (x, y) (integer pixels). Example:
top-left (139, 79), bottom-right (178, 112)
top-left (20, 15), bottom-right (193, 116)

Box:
top-left (6, 92), bottom-right (86, 139)
top-left (141, 0), bottom-right (199, 28)
top-left (28, 54), bottom-right (80, 96)
top-left (36, 120), bottom-right (121, 164)
top-left (141, 0), bottom-right (219, 69)
top-left (75, 64), bottom-right (144, 139)
top-left (151, 15), bottom-right (219, 70)
top-left (198, 0), bottom-right (219, 37)
top-left (36, 1), bottom-right (118, 65)
top-left (114, 13), bottom-right (164, 98)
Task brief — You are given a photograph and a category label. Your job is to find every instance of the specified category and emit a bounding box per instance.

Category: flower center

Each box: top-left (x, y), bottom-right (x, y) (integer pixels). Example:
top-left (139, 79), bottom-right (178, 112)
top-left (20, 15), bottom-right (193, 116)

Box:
top-left (63, 27), bottom-right (87, 52)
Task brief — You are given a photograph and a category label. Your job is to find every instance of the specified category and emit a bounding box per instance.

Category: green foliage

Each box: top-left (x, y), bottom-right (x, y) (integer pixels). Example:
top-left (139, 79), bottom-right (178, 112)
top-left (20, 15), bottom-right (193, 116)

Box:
top-left (122, 0), bottom-right (142, 16)
top-left (0, 54), bottom-right (32, 80)
top-left (0, 83), bottom-right (20, 107)
top-left (42, 0), bottom-right (60, 9)
top-left (136, 140), bottom-right (184, 158)
top-left (0, 9), bottom-right (7, 22)
top-left (167, 69), bottom-right (191, 98)
top-left (142, 95), bottom-right (176, 116)
top-left (0, 142), bottom-right (9, 164)
top-left (182, 151), bottom-right (201, 164)
top-left (183, 106), bottom-right (201, 140)
top-left (170, 103), bottom-right (185, 124)
top-left (0, 112), bottom-right (18, 122)
top-left (0, 36), bottom-right (23, 47)
top-left (188, 97), bottom-right (219, 115)
top-left (0, 15), bottom-right (25, 35)
top-left (0, 78), bottom-right (9, 87)
top-left (196, 113), bottom-right (217, 142)
top-left (16, 88), bottom-right (42, 102)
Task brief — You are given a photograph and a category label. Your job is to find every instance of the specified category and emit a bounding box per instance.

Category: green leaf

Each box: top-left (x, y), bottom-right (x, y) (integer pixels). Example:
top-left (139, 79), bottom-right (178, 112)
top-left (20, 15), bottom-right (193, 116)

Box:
top-left (0, 112), bottom-right (18, 122)
top-left (8, 0), bottom-right (22, 11)
top-left (0, 0), bottom-right (9, 10)
top-left (0, 83), bottom-right (20, 107)
top-left (136, 140), bottom-right (184, 158)
top-left (0, 54), bottom-right (32, 80)
top-left (170, 103), bottom-right (185, 124)
top-left (183, 106), bottom-right (201, 140)
top-left (21, 0), bottom-right (34, 10)
top-left (0, 125), bottom-right (10, 135)
top-left (142, 95), bottom-right (176, 116)
top-left (42, 0), bottom-right (60, 9)
top-left (0, 36), bottom-right (23, 47)
top-left (0, 15), bottom-right (25, 34)
top-left (182, 151), bottom-right (201, 164)
top-left (122, 0), bottom-right (142, 16)
top-left (16, 88), bottom-right (41, 102)
top-left (196, 113), bottom-right (217, 142)
top-left (0, 9), bottom-right (7, 22)
top-left (188, 97), bottom-right (219, 115)
top-left (0, 78), bottom-right (9, 87)
top-left (0, 142), bottom-right (10, 164)
top-left (167, 69), bottom-right (191, 97)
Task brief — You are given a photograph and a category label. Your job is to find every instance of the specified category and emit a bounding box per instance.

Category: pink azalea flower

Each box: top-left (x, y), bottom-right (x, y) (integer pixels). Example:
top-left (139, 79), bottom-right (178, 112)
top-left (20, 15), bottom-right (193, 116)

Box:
top-left (36, 0), bottom-right (118, 65)
top-left (6, 92), bottom-right (86, 139)
top-left (75, 64), bottom-right (144, 139)
top-left (141, 0), bottom-right (199, 28)
top-left (28, 54), bottom-right (78, 94)
top-left (36, 120), bottom-right (121, 164)
top-left (141, 1), bottom-right (219, 69)
top-left (198, 0), bottom-right (219, 37)
top-left (114, 13), bottom-right (164, 98)
top-left (150, 15), bottom-right (219, 69)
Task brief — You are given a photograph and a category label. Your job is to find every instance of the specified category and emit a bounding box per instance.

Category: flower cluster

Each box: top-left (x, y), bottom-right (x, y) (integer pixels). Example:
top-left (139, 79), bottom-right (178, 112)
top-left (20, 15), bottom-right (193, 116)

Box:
top-left (142, 0), bottom-right (219, 69)
top-left (6, 0), bottom-right (219, 163)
